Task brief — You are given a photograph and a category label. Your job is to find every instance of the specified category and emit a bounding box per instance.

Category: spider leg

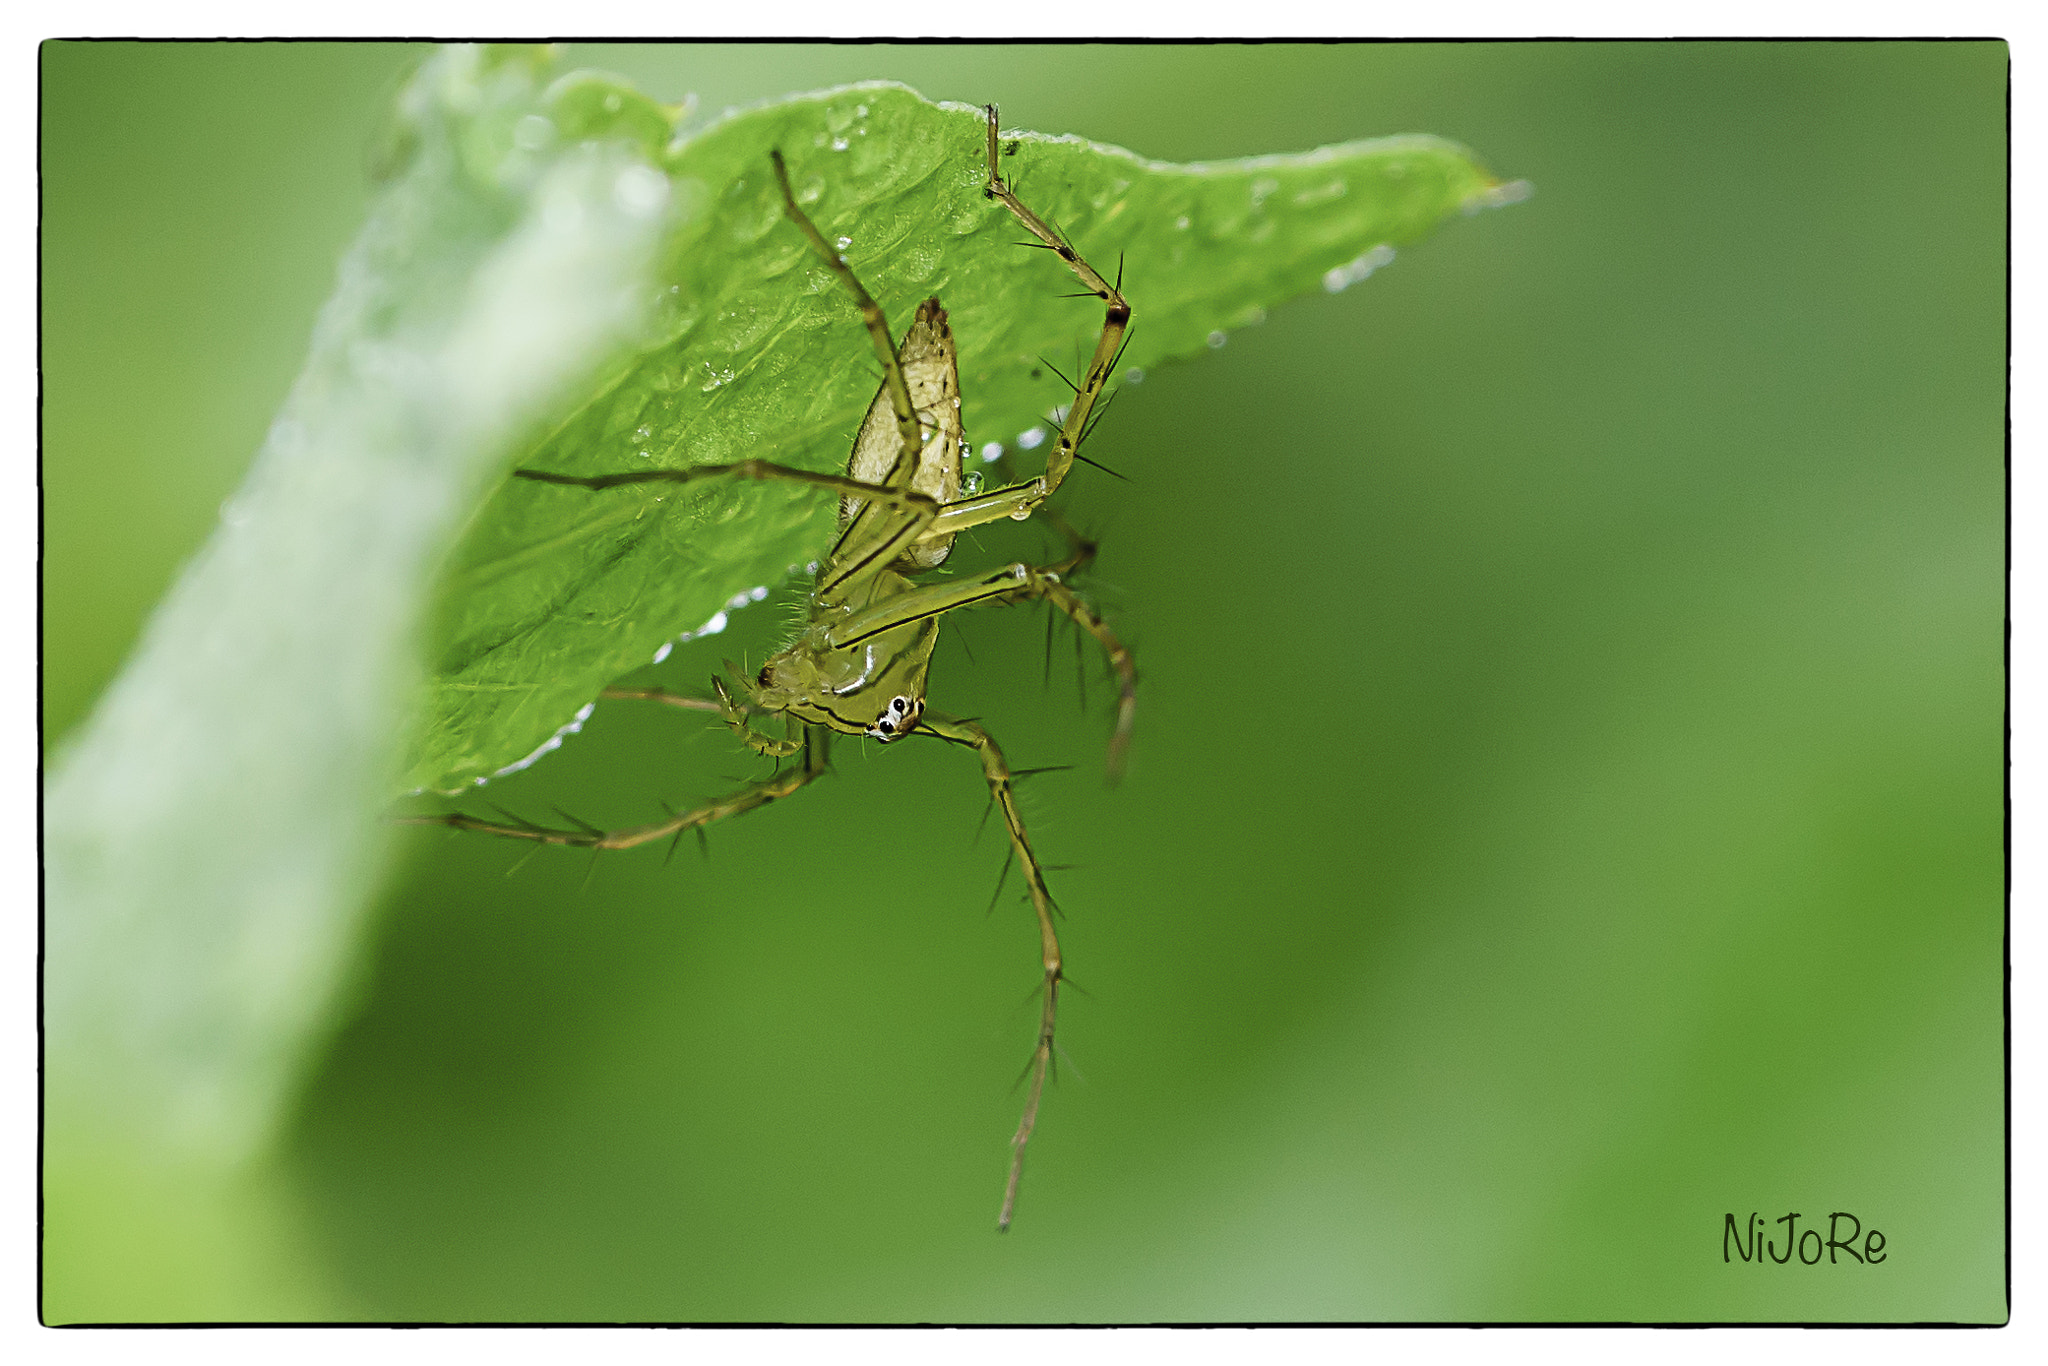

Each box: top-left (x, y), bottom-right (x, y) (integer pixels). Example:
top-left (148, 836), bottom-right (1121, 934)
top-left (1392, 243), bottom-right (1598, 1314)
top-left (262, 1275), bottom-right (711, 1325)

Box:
top-left (515, 459), bottom-right (936, 535)
top-left (596, 682), bottom-right (807, 758)
top-left (981, 105), bottom-right (1131, 508)
top-left (901, 106), bottom-right (1140, 541)
top-left (965, 562), bottom-right (1135, 782)
top-left (917, 711), bottom-right (1062, 1232)
top-left (600, 685), bottom-right (724, 714)
top-left (769, 150), bottom-right (923, 489)
top-left (1026, 574), bottom-right (1136, 783)
top-left (768, 150), bottom-right (939, 595)
top-left (403, 725), bottom-right (832, 851)
top-left (514, 455), bottom-right (944, 612)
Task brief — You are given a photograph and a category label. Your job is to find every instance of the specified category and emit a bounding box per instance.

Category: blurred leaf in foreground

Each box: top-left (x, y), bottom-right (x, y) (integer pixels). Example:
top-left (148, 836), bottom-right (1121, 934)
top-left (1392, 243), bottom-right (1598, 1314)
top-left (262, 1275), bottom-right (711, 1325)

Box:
top-left (42, 45), bottom-right (679, 1319)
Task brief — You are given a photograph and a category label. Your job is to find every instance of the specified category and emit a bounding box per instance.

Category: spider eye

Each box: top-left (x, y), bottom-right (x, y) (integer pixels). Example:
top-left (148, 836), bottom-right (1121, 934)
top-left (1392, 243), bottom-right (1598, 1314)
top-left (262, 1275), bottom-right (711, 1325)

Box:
top-left (757, 665), bottom-right (774, 687)
top-left (865, 695), bottom-right (922, 742)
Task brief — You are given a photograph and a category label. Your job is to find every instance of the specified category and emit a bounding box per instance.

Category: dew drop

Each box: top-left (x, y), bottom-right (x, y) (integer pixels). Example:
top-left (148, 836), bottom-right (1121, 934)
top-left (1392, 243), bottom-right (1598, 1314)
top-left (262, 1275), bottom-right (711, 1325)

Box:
top-left (1206, 330), bottom-right (1228, 349)
top-left (1322, 243), bottom-right (1396, 293)
top-left (490, 702), bottom-right (598, 779)
top-left (1017, 426), bottom-right (1048, 451)
top-left (980, 441), bottom-right (1005, 462)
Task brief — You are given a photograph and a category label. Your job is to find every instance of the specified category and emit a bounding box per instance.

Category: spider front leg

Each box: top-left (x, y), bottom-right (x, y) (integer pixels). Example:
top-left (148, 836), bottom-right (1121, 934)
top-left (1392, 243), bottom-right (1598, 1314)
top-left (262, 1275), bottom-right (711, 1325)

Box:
top-left (883, 105), bottom-right (1137, 540)
top-left (515, 459), bottom-right (937, 540)
top-left (917, 711), bottom-right (1063, 1232)
top-left (981, 103), bottom-right (1132, 512)
top-left (768, 148), bottom-right (923, 494)
top-left (769, 148), bottom-right (946, 595)
top-left (405, 723), bottom-right (833, 855)
top-left (514, 454), bottom-right (945, 622)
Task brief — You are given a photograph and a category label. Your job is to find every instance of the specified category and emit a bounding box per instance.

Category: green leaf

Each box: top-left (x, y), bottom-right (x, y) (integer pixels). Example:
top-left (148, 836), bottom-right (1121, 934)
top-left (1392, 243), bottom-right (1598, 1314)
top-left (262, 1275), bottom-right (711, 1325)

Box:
top-left (412, 80), bottom-right (1522, 792)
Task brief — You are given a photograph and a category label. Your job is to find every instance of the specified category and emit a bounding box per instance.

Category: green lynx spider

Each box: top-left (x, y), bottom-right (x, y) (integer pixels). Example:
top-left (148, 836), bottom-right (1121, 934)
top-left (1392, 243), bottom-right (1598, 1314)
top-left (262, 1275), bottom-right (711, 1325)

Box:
top-left (420, 106), bottom-right (1135, 1230)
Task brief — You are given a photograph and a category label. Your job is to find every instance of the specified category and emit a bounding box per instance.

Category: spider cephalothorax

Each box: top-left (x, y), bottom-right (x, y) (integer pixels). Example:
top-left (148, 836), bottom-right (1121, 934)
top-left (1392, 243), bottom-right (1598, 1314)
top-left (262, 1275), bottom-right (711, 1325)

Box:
top-left (746, 599), bottom-right (938, 743)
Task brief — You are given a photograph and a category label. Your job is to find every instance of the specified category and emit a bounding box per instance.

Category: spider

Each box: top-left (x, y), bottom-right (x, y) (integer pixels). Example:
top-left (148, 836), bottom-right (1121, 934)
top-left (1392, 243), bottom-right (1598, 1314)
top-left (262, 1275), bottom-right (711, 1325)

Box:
top-left (416, 105), bottom-right (1135, 1231)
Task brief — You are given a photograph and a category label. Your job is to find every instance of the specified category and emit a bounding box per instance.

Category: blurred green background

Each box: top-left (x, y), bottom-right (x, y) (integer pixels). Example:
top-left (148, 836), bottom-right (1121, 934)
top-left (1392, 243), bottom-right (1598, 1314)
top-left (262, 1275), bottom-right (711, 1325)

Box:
top-left (42, 41), bottom-right (2005, 1322)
